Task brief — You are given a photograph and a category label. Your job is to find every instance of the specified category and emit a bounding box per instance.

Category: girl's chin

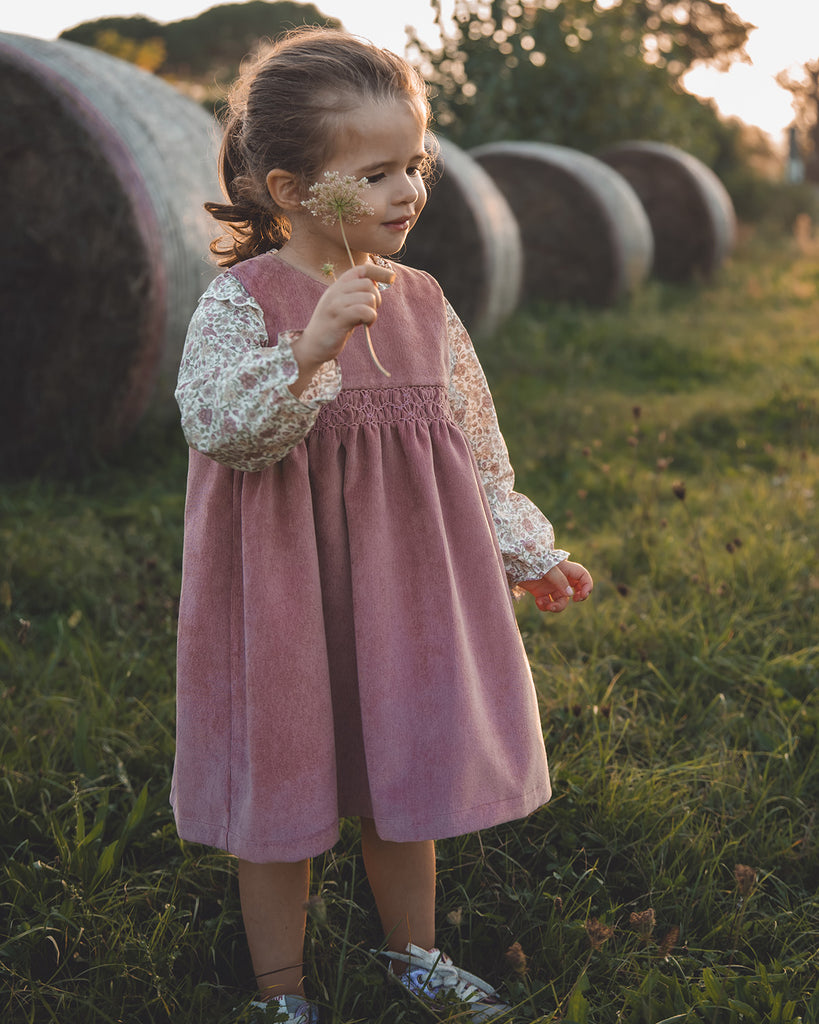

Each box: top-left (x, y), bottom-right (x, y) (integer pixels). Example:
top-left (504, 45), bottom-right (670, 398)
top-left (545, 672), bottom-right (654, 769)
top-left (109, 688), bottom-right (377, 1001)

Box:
top-left (371, 242), bottom-right (405, 258)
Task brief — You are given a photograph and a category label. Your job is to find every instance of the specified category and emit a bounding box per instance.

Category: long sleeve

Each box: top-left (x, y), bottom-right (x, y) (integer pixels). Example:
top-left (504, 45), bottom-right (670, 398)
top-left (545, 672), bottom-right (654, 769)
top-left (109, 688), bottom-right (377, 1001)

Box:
top-left (174, 274), bottom-right (341, 472)
top-left (445, 301), bottom-right (569, 584)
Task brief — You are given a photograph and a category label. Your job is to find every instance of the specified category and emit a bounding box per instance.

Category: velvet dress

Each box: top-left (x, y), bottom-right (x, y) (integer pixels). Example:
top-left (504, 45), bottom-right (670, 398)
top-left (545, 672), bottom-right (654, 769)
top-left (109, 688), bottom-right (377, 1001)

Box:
top-left (171, 253), bottom-right (567, 863)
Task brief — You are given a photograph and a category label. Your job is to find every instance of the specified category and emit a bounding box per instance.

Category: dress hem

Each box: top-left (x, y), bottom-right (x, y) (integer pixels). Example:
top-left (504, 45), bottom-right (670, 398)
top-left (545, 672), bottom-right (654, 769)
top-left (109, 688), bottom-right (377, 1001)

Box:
top-left (173, 783), bottom-right (551, 863)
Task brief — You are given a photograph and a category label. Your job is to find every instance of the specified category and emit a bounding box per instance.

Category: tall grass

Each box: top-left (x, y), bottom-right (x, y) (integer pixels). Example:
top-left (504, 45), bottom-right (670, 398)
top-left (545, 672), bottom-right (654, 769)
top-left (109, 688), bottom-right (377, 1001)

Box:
top-left (2, 233), bottom-right (818, 1022)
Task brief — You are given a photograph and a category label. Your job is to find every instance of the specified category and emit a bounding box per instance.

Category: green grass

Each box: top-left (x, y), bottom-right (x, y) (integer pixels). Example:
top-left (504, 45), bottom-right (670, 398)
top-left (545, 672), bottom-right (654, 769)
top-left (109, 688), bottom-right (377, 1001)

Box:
top-left (2, 233), bottom-right (818, 1023)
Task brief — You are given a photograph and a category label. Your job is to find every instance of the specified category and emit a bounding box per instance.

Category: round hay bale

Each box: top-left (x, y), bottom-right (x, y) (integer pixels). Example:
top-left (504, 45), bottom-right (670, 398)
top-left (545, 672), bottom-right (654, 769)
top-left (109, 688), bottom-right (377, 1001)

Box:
top-left (599, 141), bottom-right (736, 281)
top-left (402, 136), bottom-right (523, 339)
top-left (0, 33), bottom-right (219, 475)
top-left (470, 141), bottom-right (653, 307)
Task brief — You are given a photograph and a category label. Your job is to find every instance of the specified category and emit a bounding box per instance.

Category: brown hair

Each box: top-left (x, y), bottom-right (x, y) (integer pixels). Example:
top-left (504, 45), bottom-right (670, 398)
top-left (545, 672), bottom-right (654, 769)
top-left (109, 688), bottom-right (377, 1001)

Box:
top-left (205, 28), bottom-right (432, 267)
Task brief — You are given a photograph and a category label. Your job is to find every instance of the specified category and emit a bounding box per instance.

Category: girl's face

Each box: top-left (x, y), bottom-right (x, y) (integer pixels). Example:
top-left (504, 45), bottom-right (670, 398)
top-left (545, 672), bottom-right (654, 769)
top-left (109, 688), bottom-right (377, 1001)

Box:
top-left (298, 96), bottom-right (428, 266)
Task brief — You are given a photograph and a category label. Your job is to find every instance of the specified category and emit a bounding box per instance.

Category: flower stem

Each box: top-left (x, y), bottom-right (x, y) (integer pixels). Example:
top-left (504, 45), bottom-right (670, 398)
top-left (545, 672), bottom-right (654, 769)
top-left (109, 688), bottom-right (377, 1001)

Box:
top-left (338, 218), bottom-right (391, 378)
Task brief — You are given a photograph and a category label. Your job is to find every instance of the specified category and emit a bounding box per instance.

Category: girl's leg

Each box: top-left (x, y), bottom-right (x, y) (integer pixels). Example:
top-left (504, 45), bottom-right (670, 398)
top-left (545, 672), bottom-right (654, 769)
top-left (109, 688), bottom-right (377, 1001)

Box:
top-left (360, 817), bottom-right (436, 953)
top-left (237, 857), bottom-right (310, 1000)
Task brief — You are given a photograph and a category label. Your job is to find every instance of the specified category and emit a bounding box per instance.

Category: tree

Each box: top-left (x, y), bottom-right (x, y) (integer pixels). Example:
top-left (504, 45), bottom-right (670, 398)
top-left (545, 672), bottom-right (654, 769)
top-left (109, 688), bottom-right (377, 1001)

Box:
top-left (91, 29), bottom-right (167, 72)
top-left (60, 1), bottom-right (339, 78)
top-left (599, 0), bottom-right (751, 74)
top-left (411, 0), bottom-right (750, 159)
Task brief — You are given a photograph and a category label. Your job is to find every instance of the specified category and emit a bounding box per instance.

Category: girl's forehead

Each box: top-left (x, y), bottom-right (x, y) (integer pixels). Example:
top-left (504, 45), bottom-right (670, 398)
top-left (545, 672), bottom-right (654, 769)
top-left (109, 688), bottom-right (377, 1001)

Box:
top-left (327, 97), bottom-right (427, 166)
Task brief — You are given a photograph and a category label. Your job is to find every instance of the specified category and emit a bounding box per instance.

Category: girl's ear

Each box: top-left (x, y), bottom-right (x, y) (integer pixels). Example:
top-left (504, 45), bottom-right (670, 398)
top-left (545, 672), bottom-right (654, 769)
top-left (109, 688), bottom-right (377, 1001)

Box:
top-left (266, 169), bottom-right (302, 211)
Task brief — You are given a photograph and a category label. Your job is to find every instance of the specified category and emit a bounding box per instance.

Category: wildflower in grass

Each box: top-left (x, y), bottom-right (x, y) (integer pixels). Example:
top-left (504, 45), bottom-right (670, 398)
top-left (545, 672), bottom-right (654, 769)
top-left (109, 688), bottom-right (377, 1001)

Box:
top-left (585, 918), bottom-right (614, 950)
top-left (656, 457), bottom-right (672, 471)
top-left (446, 907), bottom-right (463, 927)
top-left (659, 925), bottom-right (680, 958)
top-left (629, 908), bottom-right (655, 942)
top-left (672, 480), bottom-right (687, 501)
top-left (504, 942), bottom-right (528, 975)
top-left (734, 864), bottom-right (756, 896)
top-left (616, 583), bottom-right (629, 597)
top-left (302, 171), bottom-right (390, 377)
top-left (304, 893), bottom-right (328, 926)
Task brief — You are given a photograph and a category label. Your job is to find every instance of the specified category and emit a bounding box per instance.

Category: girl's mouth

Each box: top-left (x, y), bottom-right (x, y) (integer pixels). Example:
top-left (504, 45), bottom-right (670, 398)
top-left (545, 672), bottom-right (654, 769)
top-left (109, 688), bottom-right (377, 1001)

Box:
top-left (383, 217), bottom-right (412, 231)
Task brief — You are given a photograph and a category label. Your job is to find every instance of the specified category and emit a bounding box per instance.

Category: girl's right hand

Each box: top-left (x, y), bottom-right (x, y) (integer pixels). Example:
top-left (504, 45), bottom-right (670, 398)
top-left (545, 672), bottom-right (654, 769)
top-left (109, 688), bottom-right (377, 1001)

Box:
top-left (518, 561), bottom-right (594, 613)
top-left (290, 264), bottom-right (395, 394)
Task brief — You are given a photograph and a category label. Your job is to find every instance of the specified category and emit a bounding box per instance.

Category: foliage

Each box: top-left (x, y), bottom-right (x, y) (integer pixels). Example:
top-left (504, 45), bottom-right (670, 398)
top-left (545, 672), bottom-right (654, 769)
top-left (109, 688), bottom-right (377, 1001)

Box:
top-left (699, 117), bottom-right (819, 228)
top-left (90, 29), bottom-right (167, 72)
top-left (59, 1), bottom-right (339, 78)
top-left (723, 173), bottom-right (819, 230)
top-left (589, 0), bottom-right (751, 74)
top-left (2, 233), bottom-right (818, 1021)
top-left (413, 0), bottom-right (749, 164)
top-left (776, 59), bottom-right (819, 181)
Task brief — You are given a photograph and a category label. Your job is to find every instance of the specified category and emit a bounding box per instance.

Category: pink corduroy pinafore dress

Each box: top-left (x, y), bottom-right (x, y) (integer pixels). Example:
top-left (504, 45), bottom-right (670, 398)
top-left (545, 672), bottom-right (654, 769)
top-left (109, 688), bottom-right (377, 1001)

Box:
top-left (171, 254), bottom-right (551, 862)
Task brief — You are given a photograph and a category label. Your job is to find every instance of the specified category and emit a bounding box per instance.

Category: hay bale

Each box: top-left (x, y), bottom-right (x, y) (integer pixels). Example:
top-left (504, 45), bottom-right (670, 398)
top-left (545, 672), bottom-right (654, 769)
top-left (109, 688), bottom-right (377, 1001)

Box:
top-left (403, 136), bottom-right (523, 339)
top-left (470, 141), bottom-right (653, 307)
top-left (0, 33), bottom-right (219, 475)
top-left (599, 141), bottom-right (736, 281)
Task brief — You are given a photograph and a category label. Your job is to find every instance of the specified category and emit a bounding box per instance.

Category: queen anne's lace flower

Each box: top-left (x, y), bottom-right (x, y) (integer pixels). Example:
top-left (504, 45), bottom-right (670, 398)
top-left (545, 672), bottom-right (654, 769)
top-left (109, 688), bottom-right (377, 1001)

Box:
top-left (301, 171), bottom-right (375, 225)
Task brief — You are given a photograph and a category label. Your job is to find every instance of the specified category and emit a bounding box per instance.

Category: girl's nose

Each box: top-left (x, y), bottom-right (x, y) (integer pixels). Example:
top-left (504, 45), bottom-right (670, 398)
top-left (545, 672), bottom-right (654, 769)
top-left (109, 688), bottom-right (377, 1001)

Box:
top-left (396, 174), bottom-right (423, 206)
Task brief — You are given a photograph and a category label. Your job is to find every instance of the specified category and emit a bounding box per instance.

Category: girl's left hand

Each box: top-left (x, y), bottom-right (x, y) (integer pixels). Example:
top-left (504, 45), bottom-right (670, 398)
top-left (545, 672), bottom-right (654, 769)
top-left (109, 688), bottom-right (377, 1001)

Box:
top-left (518, 561), bottom-right (594, 613)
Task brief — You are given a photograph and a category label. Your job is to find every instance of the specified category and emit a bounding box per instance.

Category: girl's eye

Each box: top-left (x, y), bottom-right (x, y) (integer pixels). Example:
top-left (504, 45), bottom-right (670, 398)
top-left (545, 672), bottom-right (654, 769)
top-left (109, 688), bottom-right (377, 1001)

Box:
top-left (407, 166), bottom-right (421, 176)
top-left (365, 173), bottom-right (385, 184)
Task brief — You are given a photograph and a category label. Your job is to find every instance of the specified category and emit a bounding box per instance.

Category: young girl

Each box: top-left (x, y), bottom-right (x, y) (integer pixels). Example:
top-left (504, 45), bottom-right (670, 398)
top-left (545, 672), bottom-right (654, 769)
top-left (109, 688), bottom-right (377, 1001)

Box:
top-left (172, 27), bottom-right (592, 1024)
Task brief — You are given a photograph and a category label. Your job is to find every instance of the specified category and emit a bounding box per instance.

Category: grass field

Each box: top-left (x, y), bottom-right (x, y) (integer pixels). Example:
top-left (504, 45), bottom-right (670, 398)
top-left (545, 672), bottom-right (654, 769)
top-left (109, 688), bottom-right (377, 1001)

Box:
top-left (2, 231), bottom-right (818, 1023)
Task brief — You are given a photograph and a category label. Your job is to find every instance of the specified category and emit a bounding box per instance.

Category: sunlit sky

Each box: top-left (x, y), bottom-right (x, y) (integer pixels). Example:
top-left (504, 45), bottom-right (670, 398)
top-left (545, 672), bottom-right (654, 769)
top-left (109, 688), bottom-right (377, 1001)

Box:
top-left (2, 0), bottom-right (817, 143)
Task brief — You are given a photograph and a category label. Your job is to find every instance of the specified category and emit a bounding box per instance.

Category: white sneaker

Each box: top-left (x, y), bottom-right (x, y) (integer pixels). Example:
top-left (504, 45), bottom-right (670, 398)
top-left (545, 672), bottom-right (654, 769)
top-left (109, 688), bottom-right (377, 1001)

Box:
top-left (248, 994), bottom-right (319, 1023)
top-left (378, 943), bottom-right (511, 1021)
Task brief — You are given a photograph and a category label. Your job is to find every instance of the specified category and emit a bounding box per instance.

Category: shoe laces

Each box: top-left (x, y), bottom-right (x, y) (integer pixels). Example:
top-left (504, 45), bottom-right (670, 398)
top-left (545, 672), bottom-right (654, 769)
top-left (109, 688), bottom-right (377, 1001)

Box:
top-left (383, 944), bottom-right (500, 1003)
top-left (249, 995), bottom-right (317, 1023)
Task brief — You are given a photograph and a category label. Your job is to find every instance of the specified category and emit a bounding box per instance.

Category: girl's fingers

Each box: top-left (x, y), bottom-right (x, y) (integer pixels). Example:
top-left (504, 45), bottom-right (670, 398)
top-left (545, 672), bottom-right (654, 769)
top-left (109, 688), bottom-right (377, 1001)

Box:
top-left (335, 277), bottom-right (382, 310)
top-left (348, 285), bottom-right (383, 321)
top-left (352, 303), bottom-right (378, 326)
top-left (354, 262), bottom-right (396, 287)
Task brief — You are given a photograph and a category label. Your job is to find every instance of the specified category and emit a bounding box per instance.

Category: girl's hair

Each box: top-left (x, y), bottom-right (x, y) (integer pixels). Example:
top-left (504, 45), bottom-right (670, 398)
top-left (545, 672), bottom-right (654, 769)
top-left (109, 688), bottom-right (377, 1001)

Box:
top-left (205, 27), bottom-right (432, 266)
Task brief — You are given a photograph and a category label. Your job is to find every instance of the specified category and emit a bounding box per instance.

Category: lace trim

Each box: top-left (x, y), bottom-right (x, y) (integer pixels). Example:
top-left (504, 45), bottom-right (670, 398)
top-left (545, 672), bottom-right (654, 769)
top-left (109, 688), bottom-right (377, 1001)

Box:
top-left (313, 385), bottom-right (453, 431)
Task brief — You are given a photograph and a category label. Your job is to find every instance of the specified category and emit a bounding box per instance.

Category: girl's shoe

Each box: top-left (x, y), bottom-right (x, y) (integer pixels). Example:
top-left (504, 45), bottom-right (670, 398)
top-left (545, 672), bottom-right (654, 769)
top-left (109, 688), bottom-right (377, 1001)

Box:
top-left (377, 943), bottom-right (511, 1021)
top-left (248, 994), bottom-right (319, 1023)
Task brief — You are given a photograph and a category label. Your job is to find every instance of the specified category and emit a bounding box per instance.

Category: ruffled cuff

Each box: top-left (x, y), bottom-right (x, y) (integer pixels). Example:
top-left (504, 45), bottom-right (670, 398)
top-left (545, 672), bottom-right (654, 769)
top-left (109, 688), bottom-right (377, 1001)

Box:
top-left (506, 546), bottom-right (571, 584)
